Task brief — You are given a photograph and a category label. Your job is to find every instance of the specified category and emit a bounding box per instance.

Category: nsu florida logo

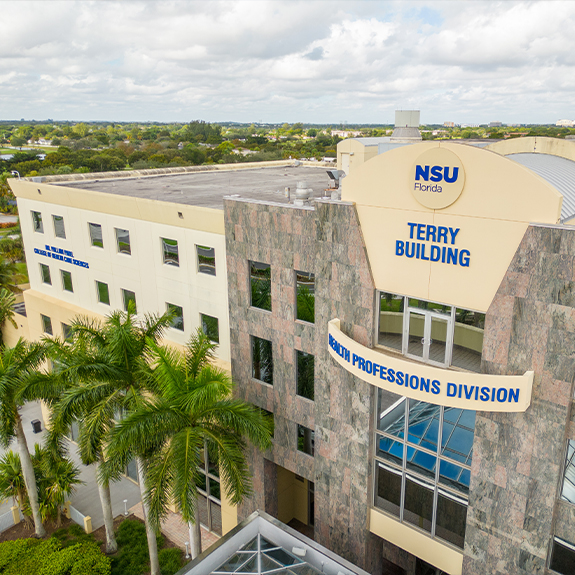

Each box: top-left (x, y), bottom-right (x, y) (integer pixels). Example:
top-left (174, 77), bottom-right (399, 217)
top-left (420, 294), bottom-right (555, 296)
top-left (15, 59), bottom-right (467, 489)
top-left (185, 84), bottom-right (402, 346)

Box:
top-left (414, 165), bottom-right (460, 193)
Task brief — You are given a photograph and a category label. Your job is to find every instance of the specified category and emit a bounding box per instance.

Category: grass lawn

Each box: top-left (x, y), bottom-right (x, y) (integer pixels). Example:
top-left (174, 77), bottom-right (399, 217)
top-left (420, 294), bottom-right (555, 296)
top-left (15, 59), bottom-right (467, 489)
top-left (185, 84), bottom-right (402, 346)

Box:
top-left (0, 146), bottom-right (57, 154)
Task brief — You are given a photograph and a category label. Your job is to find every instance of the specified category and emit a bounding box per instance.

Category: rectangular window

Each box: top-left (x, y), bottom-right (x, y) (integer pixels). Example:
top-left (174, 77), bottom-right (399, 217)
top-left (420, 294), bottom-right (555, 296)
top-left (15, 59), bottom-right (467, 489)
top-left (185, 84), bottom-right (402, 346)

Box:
top-left (89, 222), bottom-right (103, 248)
top-left (41, 314), bottom-right (53, 335)
top-left (201, 313), bottom-right (219, 343)
top-left (550, 538), bottom-right (575, 575)
top-left (96, 281), bottom-right (110, 305)
top-left (31, 211), bottom-right (43, 233)
top-left (115, 228), bottom-right (131, 255)
top-left (296, 271), bottom-right (315, 323)
top-left (167, 303), bottom-right (184, 331)
top-left (196, 245), bottom-right (216, 275)
top-left (122, 289), bottom-right (137, 313)
top-left (162, 238), bottom-right (179, 266)
top-left (251, 336), bottom-right (273, 385)
top-left (61, 323), bottom-right (72, 342)
top-left (296, 350), bottom-right (314, 401)
top-left (250, 261), bottom-right (271, 311)
top-left (61, 270), bottom-right (73, 292)
top-left (40, 263), bottom-right (51, 285)
top-left (297, 425), bottom-right (314, 456)
top-left (561, 440), bottom-right (575, 504)
top-left (53, 215), bottom-right (66, 239)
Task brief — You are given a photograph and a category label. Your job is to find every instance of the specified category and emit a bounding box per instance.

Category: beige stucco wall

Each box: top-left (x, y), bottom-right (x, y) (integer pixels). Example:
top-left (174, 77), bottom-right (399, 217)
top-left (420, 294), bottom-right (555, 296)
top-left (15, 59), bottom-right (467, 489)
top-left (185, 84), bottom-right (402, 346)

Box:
top-left (370, 508), bottom-right (463, 575)
top-left (341, 141), bottom-right (562, 312)
top-left (337, 139), bottom-right (381, 175)
top-left (486, 136), bottom-right (575, 162)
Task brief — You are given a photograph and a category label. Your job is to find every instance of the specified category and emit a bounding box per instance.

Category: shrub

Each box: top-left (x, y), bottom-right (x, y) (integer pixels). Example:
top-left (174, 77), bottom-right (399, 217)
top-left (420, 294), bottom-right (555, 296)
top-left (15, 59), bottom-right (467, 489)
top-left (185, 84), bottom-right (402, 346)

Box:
top-left (111, 519), bottom-right (164, 575)
top-left (158, 548), bottom-right (183, 575)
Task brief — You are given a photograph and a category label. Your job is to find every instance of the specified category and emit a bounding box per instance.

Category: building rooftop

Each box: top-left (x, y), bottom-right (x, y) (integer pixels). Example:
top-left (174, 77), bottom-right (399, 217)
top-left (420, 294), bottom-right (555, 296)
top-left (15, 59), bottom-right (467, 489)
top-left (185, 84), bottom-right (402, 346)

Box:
top-left (507, 153), bottom-right (575, 222)
top-left (178, 511), bottom-right (369, 575)
top-left (54, 165), bottom-right (334, 210)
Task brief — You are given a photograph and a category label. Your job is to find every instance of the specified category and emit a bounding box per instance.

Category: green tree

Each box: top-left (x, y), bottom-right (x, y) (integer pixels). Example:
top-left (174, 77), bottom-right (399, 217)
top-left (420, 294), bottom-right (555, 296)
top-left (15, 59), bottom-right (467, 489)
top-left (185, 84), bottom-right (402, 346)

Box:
top-left (0, 257), bottom-right (19, 291)
top-left (0, 340), bottom-right (48, 536)
top-left (0, 288), bottom-right (17, 346)
top-left (103, 329), bottom-right (273, 559)
top-left (47, 306), bottom-right (172, 563)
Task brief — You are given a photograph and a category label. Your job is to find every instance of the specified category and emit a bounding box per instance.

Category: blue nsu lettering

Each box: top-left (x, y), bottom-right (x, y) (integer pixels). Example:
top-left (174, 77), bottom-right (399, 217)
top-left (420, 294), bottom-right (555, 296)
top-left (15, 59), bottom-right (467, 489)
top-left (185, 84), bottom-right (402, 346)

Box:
top-left (415, 165), bottom-right (459, 183)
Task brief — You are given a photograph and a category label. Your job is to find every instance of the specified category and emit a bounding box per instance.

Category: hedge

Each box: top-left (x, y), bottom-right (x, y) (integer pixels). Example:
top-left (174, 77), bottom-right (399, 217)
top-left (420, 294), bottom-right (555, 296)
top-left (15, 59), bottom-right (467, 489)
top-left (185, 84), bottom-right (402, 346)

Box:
top-left (0, 537), bottom-right (110, 575)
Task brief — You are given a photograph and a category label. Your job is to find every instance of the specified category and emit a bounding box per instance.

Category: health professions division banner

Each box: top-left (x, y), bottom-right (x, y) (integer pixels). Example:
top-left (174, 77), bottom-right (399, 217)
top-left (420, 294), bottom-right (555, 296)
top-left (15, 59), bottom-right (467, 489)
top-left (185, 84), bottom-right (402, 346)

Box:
top-left (328, 319), bottom-right (533, 413)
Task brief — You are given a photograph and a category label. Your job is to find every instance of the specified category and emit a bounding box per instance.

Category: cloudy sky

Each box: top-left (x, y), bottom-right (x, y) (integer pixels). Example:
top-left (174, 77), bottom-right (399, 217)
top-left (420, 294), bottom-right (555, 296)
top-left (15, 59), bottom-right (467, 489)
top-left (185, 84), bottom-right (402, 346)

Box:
top-left (2, 0), bottom-right (574, 124)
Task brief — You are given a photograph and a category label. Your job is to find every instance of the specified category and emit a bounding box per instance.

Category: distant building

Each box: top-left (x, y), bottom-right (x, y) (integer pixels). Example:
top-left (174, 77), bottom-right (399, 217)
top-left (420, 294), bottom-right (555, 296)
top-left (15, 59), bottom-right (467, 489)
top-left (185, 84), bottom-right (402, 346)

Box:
top-left (444, 122), bottom-right (455, 128)
top-left (557, 119), bottom-right (575, 127)
top-left (488, 121), bottom-right (502, 128)
top-left (331, 130), bottom-right (363, 138)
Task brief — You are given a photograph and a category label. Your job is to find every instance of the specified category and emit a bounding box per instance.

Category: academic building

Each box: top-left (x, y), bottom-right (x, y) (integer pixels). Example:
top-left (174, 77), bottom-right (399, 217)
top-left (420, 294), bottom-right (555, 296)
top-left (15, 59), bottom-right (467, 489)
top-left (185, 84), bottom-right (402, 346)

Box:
top-left (8, 134), bottom-right (575, 575)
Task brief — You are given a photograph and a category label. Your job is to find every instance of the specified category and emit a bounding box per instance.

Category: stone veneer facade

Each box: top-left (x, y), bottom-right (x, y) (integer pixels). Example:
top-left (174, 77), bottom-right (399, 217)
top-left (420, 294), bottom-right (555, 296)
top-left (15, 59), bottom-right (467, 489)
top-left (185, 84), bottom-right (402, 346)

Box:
top-left (225, 195), bottom-right (575, 575)
top-left (225, 197), bottom-right (382, 572)
top-left (464, 224), bottom-right (575, 575)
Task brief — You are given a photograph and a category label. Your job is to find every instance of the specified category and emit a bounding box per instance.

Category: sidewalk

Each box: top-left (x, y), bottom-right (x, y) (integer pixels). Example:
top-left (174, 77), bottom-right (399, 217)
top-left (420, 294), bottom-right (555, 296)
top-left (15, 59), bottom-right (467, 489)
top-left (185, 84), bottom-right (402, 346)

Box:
top-left (0, 401), bottom-right (141, 530)
top-left (130, 502), bottom-right (220, 552)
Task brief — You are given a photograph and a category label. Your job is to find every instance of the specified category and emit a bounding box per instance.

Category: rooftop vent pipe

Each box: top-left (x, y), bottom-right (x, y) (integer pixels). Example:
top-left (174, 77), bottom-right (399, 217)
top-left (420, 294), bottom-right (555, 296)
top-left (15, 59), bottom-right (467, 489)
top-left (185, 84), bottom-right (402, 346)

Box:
top-left (294, 181), bottom-right (312, 206)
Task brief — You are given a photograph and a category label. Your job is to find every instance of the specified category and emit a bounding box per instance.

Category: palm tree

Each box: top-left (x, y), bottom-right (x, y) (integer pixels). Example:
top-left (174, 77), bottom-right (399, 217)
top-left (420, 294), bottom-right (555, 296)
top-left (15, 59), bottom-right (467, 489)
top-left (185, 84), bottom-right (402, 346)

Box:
top-left (0, 288), bottom-right (17, 346)
top-left (46, 306), bottom-right (172, 561)
top-left (0, 339), bottom-right (48, 536)
top-left (103, 329), bottom-right (273, 560)
top-left (0, 258), bottom-right (18, 293)
top-left (0, 450), bottom-right (29, 526)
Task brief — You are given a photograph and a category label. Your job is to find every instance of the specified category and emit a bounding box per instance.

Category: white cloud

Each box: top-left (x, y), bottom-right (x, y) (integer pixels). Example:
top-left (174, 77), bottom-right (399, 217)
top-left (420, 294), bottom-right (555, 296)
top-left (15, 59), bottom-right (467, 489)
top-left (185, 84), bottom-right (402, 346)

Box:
top-left (1, 0), bottom-right (574, 123)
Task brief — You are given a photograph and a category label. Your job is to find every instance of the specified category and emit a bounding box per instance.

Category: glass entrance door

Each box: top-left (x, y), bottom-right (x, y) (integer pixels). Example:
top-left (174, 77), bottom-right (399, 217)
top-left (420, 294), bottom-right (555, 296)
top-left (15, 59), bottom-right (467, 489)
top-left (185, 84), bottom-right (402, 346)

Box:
top-left (404, 308), bottom-right (452, 367)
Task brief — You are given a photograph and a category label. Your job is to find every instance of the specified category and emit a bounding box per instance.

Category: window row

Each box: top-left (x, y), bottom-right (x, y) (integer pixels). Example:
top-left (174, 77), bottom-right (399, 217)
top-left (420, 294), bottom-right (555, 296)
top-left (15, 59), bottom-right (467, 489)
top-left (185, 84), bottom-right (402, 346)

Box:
top-left (377, 292), bottom-right (485, 373)
top-left (250, 261), bottom-right (315, 323)
top-left (251, 335), bottom-right (314, 401)
top-left (39, 263), bottom-right (220, 339)
top-left (41, 307), bottom-right (219, 342)
top-left (31, 211), bottom-right (216, 274)
top-left (374, 389), bottom-right (476, 550)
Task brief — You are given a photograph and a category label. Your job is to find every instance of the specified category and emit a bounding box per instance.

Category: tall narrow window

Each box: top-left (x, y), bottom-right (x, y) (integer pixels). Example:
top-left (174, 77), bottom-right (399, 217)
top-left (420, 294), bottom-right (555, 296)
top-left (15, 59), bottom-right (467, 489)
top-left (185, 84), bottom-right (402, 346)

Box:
top-left (40, 263), bottom-right (51, 285)
top-left (115, 228), bottom-right (131, 255)
top-left (296, 271), bottom-right (315, 323)
top-left (250, 261), bottom-right (271, 311)
top-left (89, 222), bottom-right (103, 248)
top-left (31, 211), bottom-right (43, 233)
top-left (252, 336), bottom-right (273, 385)
top-left (201, 314), bottom-right (219, 343)
top-left (61, 270), bottom-right (73, 292)
top-left (61, 323), bottom-right (73, 342)
top-left (41, 314), bottom-right (53, 335)
top-left (374, 390), bottom-right (475, 549)
top-left (297, 425), bottom-right (314, 456)
top-left (122, 289), bottom-right (137, 313)
top-left (196, 245), bottom-right (216, 276)
top-left (162, 238), bottom-right (179, 266)
top-left (296, 350), bottom-right (314, 401)
top-left (166, 303), bottom-right (184, 331)
top-left (96, 281), bottom-right (110, 305)
top-left (53, 215), bottom-right (66, 239)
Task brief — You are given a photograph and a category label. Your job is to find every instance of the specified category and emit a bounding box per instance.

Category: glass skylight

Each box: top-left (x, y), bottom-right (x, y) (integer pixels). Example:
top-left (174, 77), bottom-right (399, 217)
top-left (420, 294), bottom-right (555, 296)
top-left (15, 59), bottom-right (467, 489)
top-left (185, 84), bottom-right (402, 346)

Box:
top-left (212, 534), bottom-right (321, 574)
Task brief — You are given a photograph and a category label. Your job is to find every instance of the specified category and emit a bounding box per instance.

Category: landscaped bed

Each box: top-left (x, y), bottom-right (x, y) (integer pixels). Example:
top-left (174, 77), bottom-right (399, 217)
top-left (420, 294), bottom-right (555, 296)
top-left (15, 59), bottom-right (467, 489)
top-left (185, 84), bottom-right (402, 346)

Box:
top-left (0, 514), bottom-right (185, 575)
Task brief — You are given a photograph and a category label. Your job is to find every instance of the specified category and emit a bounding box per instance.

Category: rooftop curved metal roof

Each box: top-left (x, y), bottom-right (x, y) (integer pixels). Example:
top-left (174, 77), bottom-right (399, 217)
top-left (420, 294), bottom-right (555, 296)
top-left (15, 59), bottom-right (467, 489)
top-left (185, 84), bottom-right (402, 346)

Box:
top-left (507, 153), bottom-right (575, 222)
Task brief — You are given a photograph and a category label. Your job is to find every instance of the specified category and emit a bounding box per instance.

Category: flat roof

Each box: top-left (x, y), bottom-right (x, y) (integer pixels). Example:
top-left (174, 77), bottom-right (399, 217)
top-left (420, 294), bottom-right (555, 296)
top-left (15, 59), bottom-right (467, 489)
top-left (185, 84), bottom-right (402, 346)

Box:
top-left (56, 165), bottom-right (334, 210)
